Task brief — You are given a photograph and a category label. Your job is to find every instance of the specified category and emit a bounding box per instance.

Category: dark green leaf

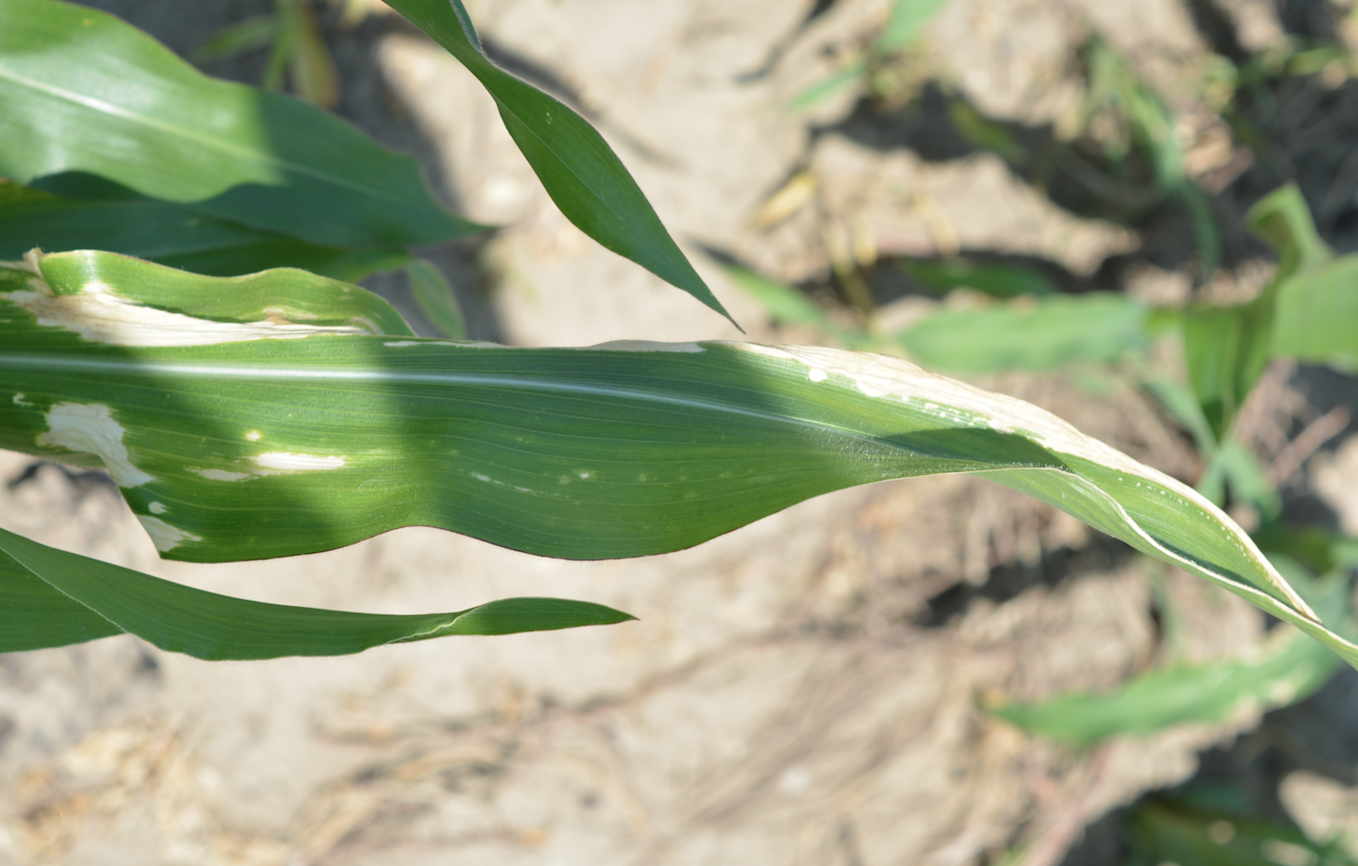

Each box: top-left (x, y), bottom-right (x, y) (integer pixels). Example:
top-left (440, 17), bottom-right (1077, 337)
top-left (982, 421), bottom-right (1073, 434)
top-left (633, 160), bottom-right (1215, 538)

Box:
top-left (3, 251), bottom-right (1351, 668)
top-left (0, 181), bottom-right (409, 281)
top-left (380, 0), bottom-right (736, 326)
top-left (0, 0), bottom-right (480, 248)
top-left (901, 257), bottom-right (1057, 298)
top-left (0, 526), bottom-right (634, 659)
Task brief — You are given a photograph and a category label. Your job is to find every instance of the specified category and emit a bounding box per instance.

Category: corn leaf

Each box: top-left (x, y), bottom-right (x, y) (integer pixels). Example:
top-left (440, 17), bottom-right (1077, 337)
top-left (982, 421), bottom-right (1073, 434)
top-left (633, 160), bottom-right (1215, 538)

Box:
top-left (876, 0), bottom-right (951, 53)
top-left (990, 564), bottom-right (1349, 747)
top-left (407, 258), bottom-right (467, 340)
top-left (0, 0), bottom-right (478, 248)
top-left (380, 0), bottom-right (736, 326)
top-left (893, 293), bottom-right (1148, 373)
top-left (1249, 185), bottom-right (1358, 373)
top-left (0, 526), bottom-right (634, 659)
top-left (902, 257), bottom-right (1057, 298)
top-left (2, 250), bottom-right (1354, 668)
top-left (0, 181), bottom-right (409, 281)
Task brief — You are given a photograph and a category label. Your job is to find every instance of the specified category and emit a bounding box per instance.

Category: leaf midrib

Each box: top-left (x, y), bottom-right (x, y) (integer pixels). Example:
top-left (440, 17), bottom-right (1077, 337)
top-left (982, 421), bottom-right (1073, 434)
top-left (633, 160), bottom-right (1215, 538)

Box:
top-left (0, 67), bottom-right (406, 205)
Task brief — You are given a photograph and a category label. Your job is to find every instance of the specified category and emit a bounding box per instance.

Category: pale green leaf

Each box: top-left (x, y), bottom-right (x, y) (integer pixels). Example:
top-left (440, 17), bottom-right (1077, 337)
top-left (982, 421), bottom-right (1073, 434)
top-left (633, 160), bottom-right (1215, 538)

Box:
top-left (1249, 185), bottom-right (1358, 372)
top-left (0, 0), bottom-right (479, 248)
top-left (893, 293), bottom-right (1148, 373)
top-left (991, 565), bottom-right (1348, 747)
top-left (2, 251), bottom-right (1353, 669)
top-left (876, 0), bottom-right (950, 53)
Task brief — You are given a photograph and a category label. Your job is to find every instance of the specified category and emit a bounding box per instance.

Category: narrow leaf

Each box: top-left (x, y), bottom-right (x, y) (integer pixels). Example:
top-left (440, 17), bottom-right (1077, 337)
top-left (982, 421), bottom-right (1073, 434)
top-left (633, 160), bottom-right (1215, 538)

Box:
top-left (1181, 293), bottom-right (1273, 440)
top-left (1248, 183), bottom-right (1333, 275)
top-left (0, 526), bottom-right (633, 659)
top-left (0, 181), bottom-right (409, 282)
top-left (380, 0), bottom-right (736, 326)
top-left (407, 258), bottom-right (467, 340)
top-left (991, 567), bottom-right (1348, 747)
top-left (2, 251), bottom-right (1352, 670)
top-left (0, 0), bottom-right (479, 248)
top-left (902, 257), bottom-right (1056, 298)
top-left (191, 14), bottom-right (280, 65)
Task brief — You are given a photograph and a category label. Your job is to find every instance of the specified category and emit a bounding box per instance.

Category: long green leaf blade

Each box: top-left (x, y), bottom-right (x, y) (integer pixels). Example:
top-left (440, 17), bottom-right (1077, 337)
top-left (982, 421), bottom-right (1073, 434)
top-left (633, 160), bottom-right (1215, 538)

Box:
top-left (3, 251), bottom-right (1353, 668)
top-left (0, 527), bottom-right (633, 659)
top-left (380, 0), bottom-right (736, 326)
top-left (0, 181), bottom-right (410, 281)
top-left (0, 0), bottom-right (479, 248)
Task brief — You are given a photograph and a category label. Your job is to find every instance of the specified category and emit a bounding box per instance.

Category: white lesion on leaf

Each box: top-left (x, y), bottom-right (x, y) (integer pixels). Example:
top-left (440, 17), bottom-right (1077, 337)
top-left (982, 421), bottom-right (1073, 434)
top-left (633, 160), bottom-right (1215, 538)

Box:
top-left (189, 468), bottom-right (253, 482)
top-left (36, 402), bottom-right (152, 486)
top-left (255, 452), bottom-right (345, 472)
top-left (137, 515), bottom-right (202, 552)
top-left (586, 340), bottom-right (705, 353)
top-left (6, 250), bottom-right (376, 347)
top-left (186, 452), bottom-right (346, 482)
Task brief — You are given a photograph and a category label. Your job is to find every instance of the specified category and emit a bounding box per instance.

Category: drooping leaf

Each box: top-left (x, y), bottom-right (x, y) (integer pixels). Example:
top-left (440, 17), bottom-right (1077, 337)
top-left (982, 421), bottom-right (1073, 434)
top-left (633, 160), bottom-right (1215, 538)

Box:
top-left (0, 0), bottom-right (479, 248)
top-left (2, 250), bottom-right (1353, 669)
top-left (1249, 183), bottom-right (1333, 276)
top-left (0, 526), bottom-right (633, 659)
top-left (379, 0), bottom-right (736, 326)
top-left (0, 181), bottom-right (409, 281)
